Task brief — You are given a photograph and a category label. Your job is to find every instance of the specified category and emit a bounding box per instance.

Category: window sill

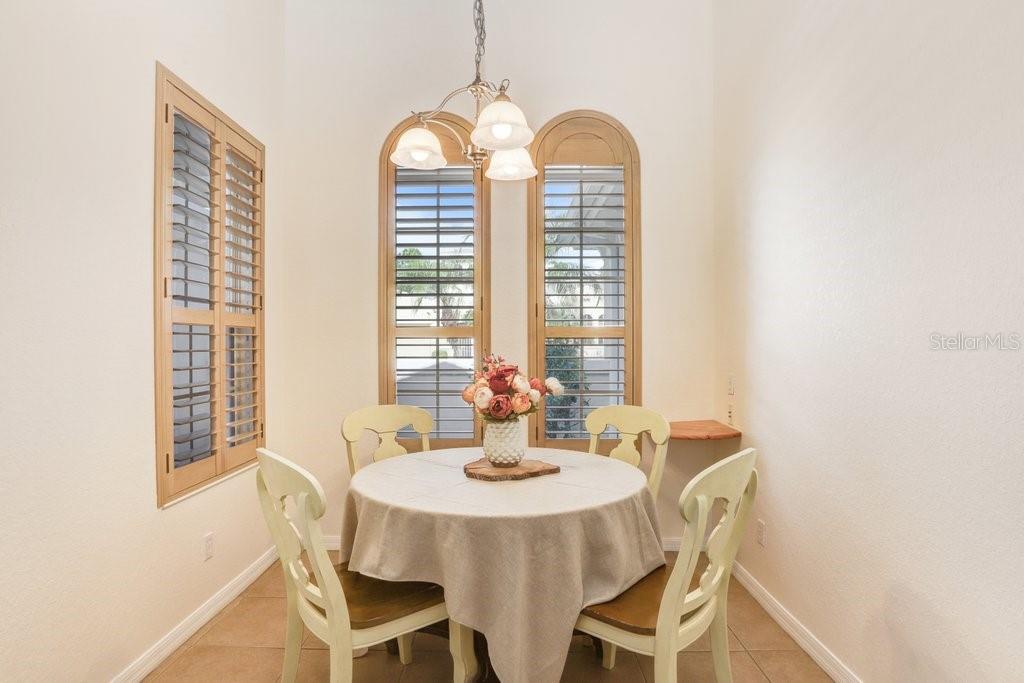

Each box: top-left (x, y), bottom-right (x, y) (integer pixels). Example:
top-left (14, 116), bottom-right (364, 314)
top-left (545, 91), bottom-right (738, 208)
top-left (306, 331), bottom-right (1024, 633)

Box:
top-left (159, 460), bottom-right (259, 509)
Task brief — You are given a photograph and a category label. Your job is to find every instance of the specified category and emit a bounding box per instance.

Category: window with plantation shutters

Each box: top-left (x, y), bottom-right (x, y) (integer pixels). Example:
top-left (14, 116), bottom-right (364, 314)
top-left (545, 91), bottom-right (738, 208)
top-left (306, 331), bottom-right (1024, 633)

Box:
top-left (154, 66), bottom-right (266, 505)
top-left (380, 115), bottom-right (490, 446)
top-left (527, 112), bottom-right (641, 451)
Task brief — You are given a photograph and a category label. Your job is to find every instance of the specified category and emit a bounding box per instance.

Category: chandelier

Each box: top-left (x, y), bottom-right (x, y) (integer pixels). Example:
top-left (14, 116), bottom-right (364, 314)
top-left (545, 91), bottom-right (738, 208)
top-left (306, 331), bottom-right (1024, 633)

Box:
top-left (389, 0), bottom-right (537, 181)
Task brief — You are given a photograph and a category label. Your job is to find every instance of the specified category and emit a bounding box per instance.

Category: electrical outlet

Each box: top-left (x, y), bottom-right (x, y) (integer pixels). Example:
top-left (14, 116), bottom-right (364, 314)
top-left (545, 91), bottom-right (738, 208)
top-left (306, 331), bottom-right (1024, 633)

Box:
top-left (756, 520), bottom-right (767, 548)
top-left (203, 532), bottom-right (214, 561)
top-left (727, 375), bottom-right (736, 396)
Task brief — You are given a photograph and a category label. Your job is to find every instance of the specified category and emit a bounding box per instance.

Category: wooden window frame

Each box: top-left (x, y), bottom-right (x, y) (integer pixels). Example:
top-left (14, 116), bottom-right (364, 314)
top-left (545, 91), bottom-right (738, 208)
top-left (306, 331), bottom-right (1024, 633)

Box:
top-left (153, 64), bottom-right (266, 506)
top-left (526, 110), bottom-right (642, 452)
top-left (378, 114), bottom-right (491, 449)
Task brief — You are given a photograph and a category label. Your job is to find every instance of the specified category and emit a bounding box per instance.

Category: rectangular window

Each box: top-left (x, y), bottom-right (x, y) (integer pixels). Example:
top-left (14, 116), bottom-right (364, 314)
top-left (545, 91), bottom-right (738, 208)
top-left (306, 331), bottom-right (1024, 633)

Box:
top-left (155, 66), bottom-right (265, 505)
top-left (380, 118), bottom-right (489, 448)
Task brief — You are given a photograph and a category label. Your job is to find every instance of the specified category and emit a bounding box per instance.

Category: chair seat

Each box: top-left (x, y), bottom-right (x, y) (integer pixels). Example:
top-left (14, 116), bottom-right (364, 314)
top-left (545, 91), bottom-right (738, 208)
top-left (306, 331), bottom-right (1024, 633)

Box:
top-left (581, 559), bottom-right (707, 636)
top-left (335, 562), bottom-right (445, 629)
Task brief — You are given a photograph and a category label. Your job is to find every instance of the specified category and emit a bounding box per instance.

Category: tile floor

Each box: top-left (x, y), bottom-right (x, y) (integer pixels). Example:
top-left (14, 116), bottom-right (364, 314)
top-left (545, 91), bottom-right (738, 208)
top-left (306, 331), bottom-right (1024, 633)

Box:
top-left (145, 553), bottom-right (831, 682)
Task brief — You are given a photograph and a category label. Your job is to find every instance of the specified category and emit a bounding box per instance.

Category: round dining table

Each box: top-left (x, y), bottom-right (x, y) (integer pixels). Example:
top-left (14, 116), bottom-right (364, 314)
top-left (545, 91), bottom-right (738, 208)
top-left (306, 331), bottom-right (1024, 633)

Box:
top-left (339, 446), bottom-right (665, 683)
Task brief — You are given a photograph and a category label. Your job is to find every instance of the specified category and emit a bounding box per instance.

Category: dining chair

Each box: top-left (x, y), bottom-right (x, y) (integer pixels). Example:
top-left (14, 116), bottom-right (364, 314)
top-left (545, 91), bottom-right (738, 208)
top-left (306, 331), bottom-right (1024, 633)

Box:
top-left (575, 447), bottom-right (758, 683)
top-left (341, 404), bottom-right (433, 475)
top-left (256, 447), bottom-right (452, 682)
top-left (585, 405), bottom-right (672, 497)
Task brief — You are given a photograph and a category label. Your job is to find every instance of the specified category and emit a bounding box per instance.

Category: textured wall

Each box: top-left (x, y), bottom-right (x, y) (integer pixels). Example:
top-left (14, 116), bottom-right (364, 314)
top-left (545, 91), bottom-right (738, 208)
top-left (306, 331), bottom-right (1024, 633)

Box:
top-left (0, 1), bottom-right (283, 679)
top-left (713, 2), bottom-right (1024, 679)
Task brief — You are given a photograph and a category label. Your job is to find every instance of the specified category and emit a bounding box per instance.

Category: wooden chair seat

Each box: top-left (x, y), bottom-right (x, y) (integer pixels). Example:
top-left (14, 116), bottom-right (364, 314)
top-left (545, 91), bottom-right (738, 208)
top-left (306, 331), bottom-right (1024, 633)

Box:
top-left (333, 562), bottom-right (445, 629)
top-left (581, 557), bottom-right (708, 636)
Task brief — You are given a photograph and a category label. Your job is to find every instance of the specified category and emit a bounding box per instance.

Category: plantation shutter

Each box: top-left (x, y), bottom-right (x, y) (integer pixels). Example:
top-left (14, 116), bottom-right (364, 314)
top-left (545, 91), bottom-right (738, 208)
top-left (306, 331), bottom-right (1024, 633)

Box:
top-left (392, 167), bottom-right (476, 440)
top-left (528, 114), bottom-right (640, 451)
top-left (155, 69), bottom-right (265, 505)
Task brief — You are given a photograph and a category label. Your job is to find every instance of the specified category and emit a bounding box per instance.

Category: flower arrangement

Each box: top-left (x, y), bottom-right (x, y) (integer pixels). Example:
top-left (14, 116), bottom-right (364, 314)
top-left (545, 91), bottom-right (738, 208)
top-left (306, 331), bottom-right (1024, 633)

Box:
top-left (461, 353), bottom-right (564, 422)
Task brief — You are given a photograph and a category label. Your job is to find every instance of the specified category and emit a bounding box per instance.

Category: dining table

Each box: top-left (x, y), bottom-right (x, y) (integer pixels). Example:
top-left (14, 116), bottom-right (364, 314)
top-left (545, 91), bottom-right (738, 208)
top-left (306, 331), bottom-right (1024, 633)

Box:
top-left (339, 446), bottom-right (665, 683)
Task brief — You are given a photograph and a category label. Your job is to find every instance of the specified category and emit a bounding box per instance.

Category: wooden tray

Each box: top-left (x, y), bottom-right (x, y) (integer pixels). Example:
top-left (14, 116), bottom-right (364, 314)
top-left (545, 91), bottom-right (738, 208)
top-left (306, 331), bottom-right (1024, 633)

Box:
top-left (463, 458), bottom-right (561, 481)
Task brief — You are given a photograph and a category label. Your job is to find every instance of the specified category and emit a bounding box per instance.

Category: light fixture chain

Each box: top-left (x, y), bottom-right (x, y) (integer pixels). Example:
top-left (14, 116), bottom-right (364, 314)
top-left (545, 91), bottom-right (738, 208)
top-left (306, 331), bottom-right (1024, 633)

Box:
top-left (473, 0), bottom-right (486, 81)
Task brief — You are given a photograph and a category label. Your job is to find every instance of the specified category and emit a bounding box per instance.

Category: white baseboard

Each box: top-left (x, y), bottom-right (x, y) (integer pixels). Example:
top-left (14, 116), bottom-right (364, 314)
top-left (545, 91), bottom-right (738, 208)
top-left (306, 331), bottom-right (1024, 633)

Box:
top-left (323, 534), bottom-right (341, 550)
top-left (731, 562), bottom-right (861, 683)
top-left (662, 536), bottom-right (682, 552)
top-left (113, 546), bottom-right (277, 683)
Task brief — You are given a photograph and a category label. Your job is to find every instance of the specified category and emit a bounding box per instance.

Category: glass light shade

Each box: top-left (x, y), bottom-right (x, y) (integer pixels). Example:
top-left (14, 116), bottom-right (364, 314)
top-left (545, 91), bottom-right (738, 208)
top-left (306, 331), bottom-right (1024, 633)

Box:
top-left (390, 127), bottom-right (447, 169)
top-left (485, 147), bottom-right (537, 181)
top-left (471, 98), bottom-right (534, 150)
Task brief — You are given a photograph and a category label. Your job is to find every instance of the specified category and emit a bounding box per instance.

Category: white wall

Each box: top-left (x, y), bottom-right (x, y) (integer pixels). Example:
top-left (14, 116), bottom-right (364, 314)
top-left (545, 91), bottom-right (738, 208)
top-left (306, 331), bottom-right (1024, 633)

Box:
top-left (0, 1), bottom-right (283, 680)
top-left (714, 2), bottom-right (1024, 680)
top-left (272, 0), bottom-right (718, 538)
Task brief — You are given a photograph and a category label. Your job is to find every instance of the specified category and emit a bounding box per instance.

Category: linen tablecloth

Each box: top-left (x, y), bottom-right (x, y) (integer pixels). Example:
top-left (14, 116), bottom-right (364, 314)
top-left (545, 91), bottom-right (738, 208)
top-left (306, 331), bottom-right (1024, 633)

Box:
top-left (339, 447), bottom-right (664, 683)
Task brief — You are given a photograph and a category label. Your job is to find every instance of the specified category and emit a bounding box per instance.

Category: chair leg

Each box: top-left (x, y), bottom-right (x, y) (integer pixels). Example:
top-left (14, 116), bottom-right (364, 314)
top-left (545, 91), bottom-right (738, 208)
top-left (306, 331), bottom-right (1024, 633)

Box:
top-left (329, 645), bottom-right (353, 683)
top-left (601, 641), bottom-right (618, 670)
top-left (449, 619), bottom-right (479, 683)
top-left (397, 632), bottom-right (414, 665)
top-left (281, 599), bottom-right (303, 683)
top-left (709, 596), bottom-right (733, 683)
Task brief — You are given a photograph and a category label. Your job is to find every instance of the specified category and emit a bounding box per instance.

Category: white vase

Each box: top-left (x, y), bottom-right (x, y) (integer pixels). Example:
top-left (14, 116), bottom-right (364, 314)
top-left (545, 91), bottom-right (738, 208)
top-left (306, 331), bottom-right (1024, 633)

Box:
top-left (483, 418), bottom-right (525, 467)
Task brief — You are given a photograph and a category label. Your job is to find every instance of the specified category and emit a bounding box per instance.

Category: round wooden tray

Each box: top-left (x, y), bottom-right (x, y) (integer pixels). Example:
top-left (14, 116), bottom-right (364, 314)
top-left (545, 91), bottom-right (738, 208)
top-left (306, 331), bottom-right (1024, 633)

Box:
top-left (463, 458), bottom-right (561, 481)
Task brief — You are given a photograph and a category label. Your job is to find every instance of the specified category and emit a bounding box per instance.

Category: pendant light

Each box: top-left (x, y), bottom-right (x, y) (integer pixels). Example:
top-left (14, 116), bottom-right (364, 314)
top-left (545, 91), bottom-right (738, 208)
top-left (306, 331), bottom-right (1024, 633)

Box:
top-left (392, 0), bottom-right (536, 180)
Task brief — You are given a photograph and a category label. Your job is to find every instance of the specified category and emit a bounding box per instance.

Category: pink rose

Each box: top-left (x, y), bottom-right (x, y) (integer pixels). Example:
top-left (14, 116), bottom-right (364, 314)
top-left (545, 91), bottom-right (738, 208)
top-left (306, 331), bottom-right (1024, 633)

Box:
top-left (488, 365), bottom-right (517, 394)
top-left (511, 393), bottom-right (532, 414)
top-left (529, 377), bottom-right (547, 395)
top-left (488, 394), bottom-right (514, 419)
top-left (461, 384), bottom-right (477, 404)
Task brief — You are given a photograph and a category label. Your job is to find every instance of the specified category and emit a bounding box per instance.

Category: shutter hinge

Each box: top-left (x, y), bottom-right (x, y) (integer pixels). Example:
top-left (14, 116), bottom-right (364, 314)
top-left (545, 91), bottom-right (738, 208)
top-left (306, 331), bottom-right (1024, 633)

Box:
top-left (165, 453), bottom-right (171, 474)
top-left (260, 422), bottom-right (265, 440)
top-left (535, 302), bottom-right (539, 317)
top-left (163, 277), bottom-right (169, 298)
top-left (165, 103), bottom-right (169, 123)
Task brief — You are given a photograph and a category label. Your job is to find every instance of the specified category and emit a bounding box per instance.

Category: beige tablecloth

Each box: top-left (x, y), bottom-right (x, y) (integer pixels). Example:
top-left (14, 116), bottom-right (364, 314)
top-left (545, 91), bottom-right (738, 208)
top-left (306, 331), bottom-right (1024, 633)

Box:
top-left (339, 447), bottom-right (664, 683)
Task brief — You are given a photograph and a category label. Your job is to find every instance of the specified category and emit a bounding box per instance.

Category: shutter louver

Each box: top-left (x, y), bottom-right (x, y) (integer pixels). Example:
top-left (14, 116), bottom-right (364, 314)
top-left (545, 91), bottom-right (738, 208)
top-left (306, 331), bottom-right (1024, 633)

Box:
top-left (171, 114), bottom-right (217, 310)
top-left (172, 323), bottom-right (217, 466)
top-left (542, 165), bottom-right (627, 439)
top-left (391, 164), bottom-right (478, 441)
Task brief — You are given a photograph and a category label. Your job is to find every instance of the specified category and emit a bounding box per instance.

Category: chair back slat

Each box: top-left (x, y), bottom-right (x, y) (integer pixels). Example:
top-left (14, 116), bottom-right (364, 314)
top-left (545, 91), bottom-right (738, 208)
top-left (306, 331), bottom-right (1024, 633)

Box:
top-left (585, 405), bottom-right (671, 495)
top-left (341, 405), bottom-right (434, 474)
top-left (656, 448), bottom-right (758, 635)
top-left (256, 448), bottom-right (352, 649)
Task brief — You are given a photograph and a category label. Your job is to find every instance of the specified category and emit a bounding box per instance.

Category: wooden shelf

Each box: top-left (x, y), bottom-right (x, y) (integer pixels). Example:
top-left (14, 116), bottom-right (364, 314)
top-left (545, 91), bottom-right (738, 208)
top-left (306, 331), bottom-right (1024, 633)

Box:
top-left (669, 420), bottom-right (741, 441)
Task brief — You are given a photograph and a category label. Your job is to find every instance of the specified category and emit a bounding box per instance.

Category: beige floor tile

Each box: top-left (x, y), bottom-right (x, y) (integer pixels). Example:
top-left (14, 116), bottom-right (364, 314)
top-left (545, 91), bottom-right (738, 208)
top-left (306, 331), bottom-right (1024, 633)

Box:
top-left (749, 650), bottom-right (832, 682)
top-left (727, 583), bottom-right (799, 651)
top-left (638, 650), bottom-right (768, 683)
top-left (149, 645), bottom-right (283, 682)
top-left (246, 563), bottom-right (287, 598)
top-left (682, 626), bottom-right (744, 652)
top-left (295, 648), bottom-right (405, 682)
top-left (199, 597), bottom-right (289, 648)
top-left (396, 650), bottom-right (453, 682)
top-left (560, 650), bottom-right (645, 682)
top-left (412, 631), bottom-right (451, 652)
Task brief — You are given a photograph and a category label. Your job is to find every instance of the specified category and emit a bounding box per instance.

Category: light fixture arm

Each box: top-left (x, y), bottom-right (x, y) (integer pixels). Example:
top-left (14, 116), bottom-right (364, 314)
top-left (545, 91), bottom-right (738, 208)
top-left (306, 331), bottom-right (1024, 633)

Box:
top-left (392, 0), bottom-right (534, 177)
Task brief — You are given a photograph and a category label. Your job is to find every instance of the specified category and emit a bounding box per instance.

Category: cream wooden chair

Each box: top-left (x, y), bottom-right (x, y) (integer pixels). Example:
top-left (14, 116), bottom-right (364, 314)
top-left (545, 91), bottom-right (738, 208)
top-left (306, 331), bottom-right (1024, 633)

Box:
top-left (256, 448), bottom-right (463, 683)
top-left (575, 448), bottom-right (758, 683)
top-left (341, 404), bottom-right (433, 475)
top-left (585, 405), bottom-right (672, 497)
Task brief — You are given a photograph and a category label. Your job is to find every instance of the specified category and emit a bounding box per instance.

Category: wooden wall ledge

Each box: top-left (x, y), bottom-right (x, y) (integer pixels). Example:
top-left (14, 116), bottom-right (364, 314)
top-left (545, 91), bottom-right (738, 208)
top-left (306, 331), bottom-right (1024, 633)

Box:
top-left (669, 420), bottom-right (741, 441)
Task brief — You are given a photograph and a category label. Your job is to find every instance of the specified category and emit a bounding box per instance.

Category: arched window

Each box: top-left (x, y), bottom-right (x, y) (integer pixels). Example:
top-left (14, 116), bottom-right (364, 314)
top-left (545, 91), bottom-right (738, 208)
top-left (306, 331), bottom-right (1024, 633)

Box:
top-left (527, 111), bottom-right (641, 450)
top-left (379, 114), bottom-right (490, 447)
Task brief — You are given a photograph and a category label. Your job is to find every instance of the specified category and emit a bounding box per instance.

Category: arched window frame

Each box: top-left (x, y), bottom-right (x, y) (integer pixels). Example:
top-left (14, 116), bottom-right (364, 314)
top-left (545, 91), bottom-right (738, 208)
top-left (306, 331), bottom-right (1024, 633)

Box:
top-left (378, 113), bottom-right (491, 448)
top-left (526, 110), bottom-right (642, 451)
